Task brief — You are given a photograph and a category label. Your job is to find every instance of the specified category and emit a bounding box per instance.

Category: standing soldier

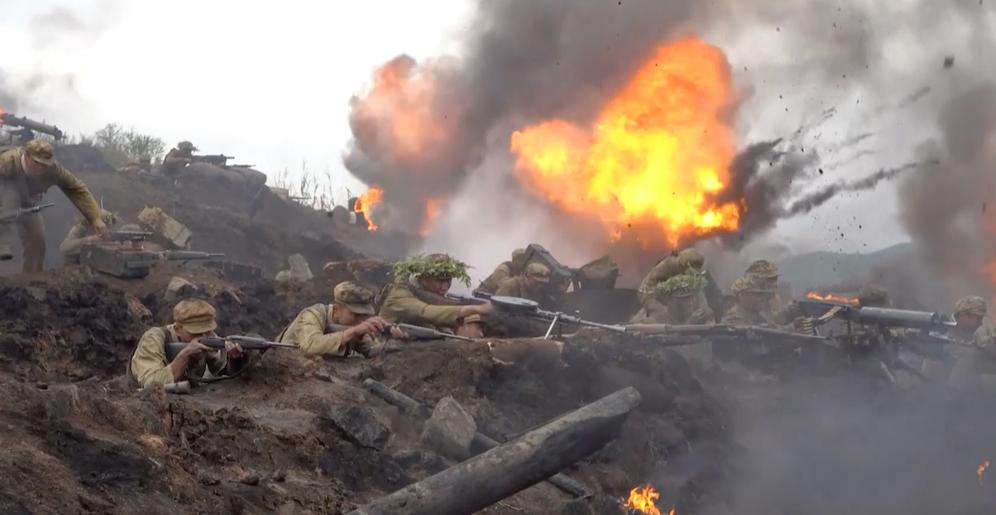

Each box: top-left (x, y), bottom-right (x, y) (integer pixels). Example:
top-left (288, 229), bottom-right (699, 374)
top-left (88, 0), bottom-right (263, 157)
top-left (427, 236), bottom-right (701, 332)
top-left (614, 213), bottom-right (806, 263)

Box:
top-left (128, 299), bottom-right (245, 388)
top-left (0, 139), bottom-right (107, 271)
top-left (277, 281), bottom-right (402, 358)
top-left (160, 140), bottom-right (197, 177)
top-left (475, 248), bottom-right (527, 295)
top-left (380, 253), bottom-right (494, 338)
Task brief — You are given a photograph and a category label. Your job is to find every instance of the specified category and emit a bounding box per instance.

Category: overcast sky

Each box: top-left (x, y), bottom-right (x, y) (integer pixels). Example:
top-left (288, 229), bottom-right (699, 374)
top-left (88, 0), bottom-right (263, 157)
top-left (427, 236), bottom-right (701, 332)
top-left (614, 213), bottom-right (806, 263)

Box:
top-left (0, 0), bottom-right (474, 200)
top-left (1, 0), bottom-right (984, 256)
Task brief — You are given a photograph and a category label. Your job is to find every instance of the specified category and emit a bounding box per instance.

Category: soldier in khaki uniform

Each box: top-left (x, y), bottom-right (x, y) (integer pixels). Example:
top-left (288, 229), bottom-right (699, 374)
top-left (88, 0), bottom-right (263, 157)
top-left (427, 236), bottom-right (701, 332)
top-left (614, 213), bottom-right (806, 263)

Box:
top-left (160, 141), bottom-right (197, 177)
top-left (494, 262), bottom-right (559, 306)
top-left (0, 139), bottom-right (107, 270)
top-left (278, 281), bottom-right (402, 357)
top-left (948, 297), bottom-right (996, 391)
top-left (630, 270), bottom-right (715, 325)
top-left (475, 248), bottom-right (526, 295)
top-left (380, 253), bottom-right (494, 338)
top-left (721, 275), bottom-right (776, 326)
top-left (128, 299), bottom-right (244, 388)
top-left (59, 210), bottom-right (119, 264)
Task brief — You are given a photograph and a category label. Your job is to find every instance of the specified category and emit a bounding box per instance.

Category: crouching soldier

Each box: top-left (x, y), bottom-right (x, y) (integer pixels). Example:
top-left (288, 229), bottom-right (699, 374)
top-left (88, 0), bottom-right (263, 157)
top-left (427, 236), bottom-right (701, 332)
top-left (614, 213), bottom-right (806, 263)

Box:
top-left (128, 299), bottom-right (245, 389)
top-left (277, 281), bottom-right (402, 358)
top-left (380, 253), bottom-right (494, 338)
top-left (59, 209), bottom-right (118, 264)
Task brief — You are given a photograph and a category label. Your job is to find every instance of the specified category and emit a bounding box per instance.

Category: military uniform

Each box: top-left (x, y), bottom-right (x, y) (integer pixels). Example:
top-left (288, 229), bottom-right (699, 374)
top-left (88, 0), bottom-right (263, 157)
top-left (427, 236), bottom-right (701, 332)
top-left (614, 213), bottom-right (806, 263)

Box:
top-left (947, 297), bottom-right (996, 391)
top-left (128, 300), bottom-right (228, 387)
top-left (379, 281), bottom-right (466, 328)
top-left (632, 270), bottom-right (715, 366)
top-left (59, 210), bottom-right (119, 263)
top-left (277, 282), bottom-right (378, 357)
top-left (476, 248), bottom-right (526, 295)
top-left (160, 141), bottom-right (196, 177)
top-left (0, 140), bottom-right (102, 271)
top-left (494, 262), bottom-right (559, 306)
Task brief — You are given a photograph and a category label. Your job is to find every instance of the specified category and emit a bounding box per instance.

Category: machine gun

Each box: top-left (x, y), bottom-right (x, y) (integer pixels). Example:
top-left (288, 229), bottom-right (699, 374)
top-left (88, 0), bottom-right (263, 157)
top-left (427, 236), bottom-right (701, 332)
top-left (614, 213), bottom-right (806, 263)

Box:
top-left (190, 154), bottom-right (235, 167)
top-left (797, 300), bottom-right (956, 332)
top-left (489, 295), bottom-right (627, 339)
top-left (79, 245), bottom-right (224, 279)
top-left (523, 243), bottom-right (578, 285)
top-left (0, 203), bottom-right (54, 224)
top-left (328, 322), bottom-right (478, 343)
top-left (0, 112), bottom-right (64, 141)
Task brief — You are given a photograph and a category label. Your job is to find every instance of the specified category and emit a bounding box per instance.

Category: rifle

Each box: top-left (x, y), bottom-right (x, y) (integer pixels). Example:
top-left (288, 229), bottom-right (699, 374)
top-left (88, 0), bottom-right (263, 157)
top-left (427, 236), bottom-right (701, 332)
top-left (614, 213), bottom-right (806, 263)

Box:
top-left (106, 230), bottom-right (153, 242)
top-left (165, 335), bottom-right (298, 360)
top-left (489, 295), bottom-right (627, 339)
top-left (328, 322), bottom-right (477, 343)
top-left (79, 245), bottom-right (225, 279)
top-left (190, 154), bottom-right (234, 167)
top-left (0, 202), bottom-right (54, 224)
top-left (625, 323), bottom-right (829, 344)
top-left (797, 300), bottom-right (956, 332)
top-left (0, 112), bottom-right (63, 140)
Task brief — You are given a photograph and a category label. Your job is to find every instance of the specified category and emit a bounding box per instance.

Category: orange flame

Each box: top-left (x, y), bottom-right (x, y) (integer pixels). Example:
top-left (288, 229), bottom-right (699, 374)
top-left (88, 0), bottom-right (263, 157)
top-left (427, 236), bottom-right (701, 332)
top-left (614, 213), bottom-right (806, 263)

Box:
top-left (511, 37), bottom-right (739, 246)
top-left (354, 187), bottom-right (384, 231)
top-left (419, 197), bottom-right (444, 236)
top-left (979, 460), bottom-right (990, 484)
top-left (806, 291), bottom-right (861, 306)
top-left (623, 485), bottom-right (663, 515)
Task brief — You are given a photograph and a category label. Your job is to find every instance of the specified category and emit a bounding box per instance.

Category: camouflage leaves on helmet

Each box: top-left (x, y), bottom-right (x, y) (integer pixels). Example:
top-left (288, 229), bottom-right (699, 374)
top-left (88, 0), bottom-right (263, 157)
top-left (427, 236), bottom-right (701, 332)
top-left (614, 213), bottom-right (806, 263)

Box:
top-left (393, 253), bottom-right (472, 287)
top-left (650, 269), bottom-right (706, 296)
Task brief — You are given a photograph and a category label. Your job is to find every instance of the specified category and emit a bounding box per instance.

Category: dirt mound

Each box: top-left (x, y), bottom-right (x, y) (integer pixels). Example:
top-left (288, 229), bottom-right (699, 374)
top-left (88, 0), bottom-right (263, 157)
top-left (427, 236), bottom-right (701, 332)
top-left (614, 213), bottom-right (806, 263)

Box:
top-left (0, 272), bottom-right (730, 514)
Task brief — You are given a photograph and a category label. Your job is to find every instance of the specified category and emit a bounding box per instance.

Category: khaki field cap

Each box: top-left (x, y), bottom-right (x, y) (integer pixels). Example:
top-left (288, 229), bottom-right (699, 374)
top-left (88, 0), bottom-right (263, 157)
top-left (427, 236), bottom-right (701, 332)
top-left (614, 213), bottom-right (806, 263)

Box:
top-left (745, 259), bottom-right (779, 280)
top-left (173, 299), bottom-right (218, 334)
top-left (955, 296), bottom-right (987, 317)
top-left (334, 281), bottom-right (376, 315)
top-left (24, 139), bottom-right (55, 166)
top-left (525, 262), bottom-right (551, 282)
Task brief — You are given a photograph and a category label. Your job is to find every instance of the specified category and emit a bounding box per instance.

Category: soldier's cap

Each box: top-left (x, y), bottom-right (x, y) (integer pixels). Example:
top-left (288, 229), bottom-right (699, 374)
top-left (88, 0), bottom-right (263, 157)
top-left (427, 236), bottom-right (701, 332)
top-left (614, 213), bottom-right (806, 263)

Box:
top-left (745, 259), bottom-right (779, 280)
top-left (173, 299), bottom-right (217, 334)
top-left (333, 281), bottom-right (376, 315)
top-left (525, 262), bottom-right (551, 282)
top-left (732, 275), bottom-right (775, 295)
top-left (955, 296), bottom-right (987, 317)
top-left (24, 139), bottom-right (55, 166)
top-left (857, 285), bottom-right (890, 308)
top-left (178, 141), bottom-right (198, 151)
top-left (654, 269), bottom-right (706, 297)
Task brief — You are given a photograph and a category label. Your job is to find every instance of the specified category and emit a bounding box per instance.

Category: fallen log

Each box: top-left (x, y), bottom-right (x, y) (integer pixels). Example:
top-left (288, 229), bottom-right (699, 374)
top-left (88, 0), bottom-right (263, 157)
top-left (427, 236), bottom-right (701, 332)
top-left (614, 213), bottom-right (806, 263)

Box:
top-left (348, 386), bottom-right (641, 515)
top-left (363, 379), bottom-right (591, 498)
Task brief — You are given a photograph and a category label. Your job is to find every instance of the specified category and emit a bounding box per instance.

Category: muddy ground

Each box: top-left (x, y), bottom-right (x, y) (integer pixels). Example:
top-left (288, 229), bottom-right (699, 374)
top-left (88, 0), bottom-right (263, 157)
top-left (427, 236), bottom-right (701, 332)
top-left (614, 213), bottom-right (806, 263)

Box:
top-left (0, 268), bottom-right (731, 515)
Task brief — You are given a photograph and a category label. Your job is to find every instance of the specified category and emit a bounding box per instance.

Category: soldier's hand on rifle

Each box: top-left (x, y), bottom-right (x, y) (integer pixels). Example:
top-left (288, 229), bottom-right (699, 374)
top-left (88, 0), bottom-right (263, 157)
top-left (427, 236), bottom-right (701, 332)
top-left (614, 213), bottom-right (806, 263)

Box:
top-left (180, 338), bottom-right (211, 357)
top-left (91, 218), bottom-right (110, 239)
top-left (224, 340), bottom-right (244, 359)
top-left (352, 317), bottom-right (389, 337)
top-left (462, 303), bottom-right (495, 318)
top-left (389, 325), bottom-right (408, 339)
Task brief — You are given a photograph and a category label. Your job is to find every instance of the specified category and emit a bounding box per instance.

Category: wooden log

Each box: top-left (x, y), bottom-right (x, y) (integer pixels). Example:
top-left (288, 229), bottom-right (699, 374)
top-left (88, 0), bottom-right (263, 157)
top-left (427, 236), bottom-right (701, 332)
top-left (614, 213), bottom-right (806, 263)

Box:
top-left (348, 387), bottom-right (641, 515)
top-left (363, 379), bottom-right (591, 498)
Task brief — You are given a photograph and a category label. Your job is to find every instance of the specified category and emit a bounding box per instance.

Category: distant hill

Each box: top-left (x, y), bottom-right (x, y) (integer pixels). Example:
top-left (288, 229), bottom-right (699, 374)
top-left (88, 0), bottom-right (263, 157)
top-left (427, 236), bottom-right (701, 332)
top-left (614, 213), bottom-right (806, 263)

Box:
top-left (777, 242), bottom-right (919, 295)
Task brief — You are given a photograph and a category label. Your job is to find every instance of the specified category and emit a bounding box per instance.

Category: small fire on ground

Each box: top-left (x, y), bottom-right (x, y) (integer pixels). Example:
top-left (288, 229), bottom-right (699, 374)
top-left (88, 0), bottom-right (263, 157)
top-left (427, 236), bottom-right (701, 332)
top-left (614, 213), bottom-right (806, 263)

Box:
top-left (806, 291), bottom-right (860, 306)
top-left (354, 186), bottom-right (384, 231)
top-left (623, 485), bottom-right (674, 515)
top-left (978, 460), bottom-right (990, 484)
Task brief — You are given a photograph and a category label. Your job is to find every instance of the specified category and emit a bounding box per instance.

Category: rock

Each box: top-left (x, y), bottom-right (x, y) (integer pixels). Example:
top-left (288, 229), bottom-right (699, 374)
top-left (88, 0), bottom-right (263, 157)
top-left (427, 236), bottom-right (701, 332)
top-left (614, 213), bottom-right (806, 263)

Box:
top-left (138, 206), bottom-right (192, 249)
top-left (238, 472), bottom-right (260, 486)
top-left (326, 405), bottom-right (390, 450)
top-left (275, 270), bottom-right (292, 282)
top-left (288, 254), bottom-right (313, 281)
top-left (124, 293), bottom-right (152, 322)
top-left (164, 276), bottom-right (198, 302)
top-left (420, 396), bottom-right (478, 461)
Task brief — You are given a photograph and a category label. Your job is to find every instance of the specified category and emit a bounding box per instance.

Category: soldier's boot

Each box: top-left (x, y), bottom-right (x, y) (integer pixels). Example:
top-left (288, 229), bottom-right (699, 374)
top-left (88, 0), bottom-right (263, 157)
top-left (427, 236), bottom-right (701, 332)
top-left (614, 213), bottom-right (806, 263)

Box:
top-left (0, 244), bottom-right (11, 261)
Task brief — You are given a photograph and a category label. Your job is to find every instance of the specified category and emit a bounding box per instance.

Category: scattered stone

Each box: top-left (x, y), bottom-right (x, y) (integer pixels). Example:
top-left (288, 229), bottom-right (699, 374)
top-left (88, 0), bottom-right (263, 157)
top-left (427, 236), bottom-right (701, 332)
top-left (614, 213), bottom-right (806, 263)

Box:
top-left (137, 433), bottom-right (168, 454)
top-left (164, 276), bottom-right (198, 302)
top-left (326, 405), bottom-right (390, 450)
top-left (275, 269), bottom-right (292, 282)
top-left (288, 254), bottom-right (313, 281)
top-left (420, 396), bottom-right (478, 461)
top-left (238, 472), bottom-right (260, 486)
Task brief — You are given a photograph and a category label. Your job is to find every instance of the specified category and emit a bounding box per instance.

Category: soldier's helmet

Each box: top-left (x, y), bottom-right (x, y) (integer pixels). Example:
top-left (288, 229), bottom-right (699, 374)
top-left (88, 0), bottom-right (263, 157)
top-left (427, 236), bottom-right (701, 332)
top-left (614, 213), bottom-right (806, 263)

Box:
top-left (676, 248), bottom-right (705, 271)
top-left (732, 274), bottom-right (775, 295)
top-left (511, 248), bottom-right (528, 270)
top-left (177, 141), bottom-right (198, 152)
top-left (525, 262), bottom-right (551, 283)
top-left (954, 296), bottom-right (987, 317)
top-left (745, 259), bottom-right (779, 280)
